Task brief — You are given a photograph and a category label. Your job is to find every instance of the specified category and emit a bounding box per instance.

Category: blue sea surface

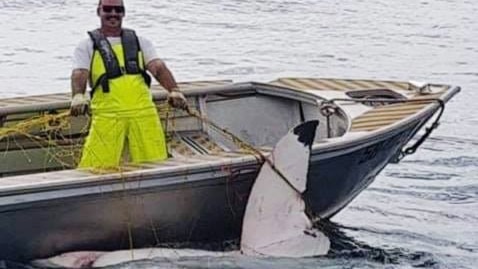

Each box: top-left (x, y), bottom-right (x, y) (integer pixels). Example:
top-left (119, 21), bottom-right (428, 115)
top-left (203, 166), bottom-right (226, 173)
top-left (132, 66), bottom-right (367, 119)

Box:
top-left (0, 0), bottom-right (476, 268)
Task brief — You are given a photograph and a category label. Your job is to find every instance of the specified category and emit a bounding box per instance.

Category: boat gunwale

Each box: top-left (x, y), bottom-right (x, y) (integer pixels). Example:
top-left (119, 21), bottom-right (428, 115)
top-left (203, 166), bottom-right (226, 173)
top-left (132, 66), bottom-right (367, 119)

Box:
top-left (0, 82), bottom-right (321, 116)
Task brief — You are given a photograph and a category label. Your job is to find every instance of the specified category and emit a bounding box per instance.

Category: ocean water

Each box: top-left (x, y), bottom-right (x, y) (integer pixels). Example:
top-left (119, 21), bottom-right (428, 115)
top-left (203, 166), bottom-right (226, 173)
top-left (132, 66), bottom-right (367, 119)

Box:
top-left (0, 0), bottom-right (477, 268)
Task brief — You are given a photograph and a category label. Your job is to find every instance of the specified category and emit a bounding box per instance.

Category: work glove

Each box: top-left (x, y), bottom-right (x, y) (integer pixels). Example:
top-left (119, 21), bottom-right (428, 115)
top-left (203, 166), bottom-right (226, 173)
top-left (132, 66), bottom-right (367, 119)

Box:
top-left (70, 93), bottom-right (90, 117)
top-left (167, 89), bottom-right (188, 110)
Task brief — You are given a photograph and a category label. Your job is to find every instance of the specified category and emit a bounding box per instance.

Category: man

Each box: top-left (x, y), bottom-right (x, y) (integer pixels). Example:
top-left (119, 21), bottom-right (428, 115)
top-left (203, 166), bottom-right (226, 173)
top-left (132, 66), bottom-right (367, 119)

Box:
top-left (70, 0), bottom-right (187, 169)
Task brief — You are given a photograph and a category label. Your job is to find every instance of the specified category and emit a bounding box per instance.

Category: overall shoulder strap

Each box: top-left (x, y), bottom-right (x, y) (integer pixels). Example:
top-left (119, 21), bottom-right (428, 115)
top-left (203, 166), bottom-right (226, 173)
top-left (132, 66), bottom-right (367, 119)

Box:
top-left (121, 28), bottom-right (151, 87)
top-left (121, 28), bottom-right (141, 74)
top-left (88, 29), bottom-right (122, 93)
top-left (88, 29), bottom-right (123, 78)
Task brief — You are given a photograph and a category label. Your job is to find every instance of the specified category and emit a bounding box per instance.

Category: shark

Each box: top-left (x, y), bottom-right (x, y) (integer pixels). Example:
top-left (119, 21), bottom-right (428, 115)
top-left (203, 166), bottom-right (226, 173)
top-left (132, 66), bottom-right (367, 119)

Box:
top-left (32, 120), bottom-right (330, 268)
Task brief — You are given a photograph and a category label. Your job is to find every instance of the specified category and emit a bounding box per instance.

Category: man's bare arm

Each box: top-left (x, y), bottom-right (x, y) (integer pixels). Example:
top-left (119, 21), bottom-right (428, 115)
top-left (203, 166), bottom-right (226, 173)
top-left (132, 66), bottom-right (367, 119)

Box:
top-left (70, 69), bottom-right (90, 116)
top-left (147, 59), bottom-right (187, 109)
top-left (146, 59), bottom-right (179, 92)
top-left (71, 69), bottom-right (89, 96)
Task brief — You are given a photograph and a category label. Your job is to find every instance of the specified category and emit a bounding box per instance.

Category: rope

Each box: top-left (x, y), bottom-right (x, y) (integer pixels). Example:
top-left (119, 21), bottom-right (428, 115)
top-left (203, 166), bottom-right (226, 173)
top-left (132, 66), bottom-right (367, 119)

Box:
top-left (0, 111), bottom-right (86, 169)
top-left (0, 111), bottom-right (71, 140)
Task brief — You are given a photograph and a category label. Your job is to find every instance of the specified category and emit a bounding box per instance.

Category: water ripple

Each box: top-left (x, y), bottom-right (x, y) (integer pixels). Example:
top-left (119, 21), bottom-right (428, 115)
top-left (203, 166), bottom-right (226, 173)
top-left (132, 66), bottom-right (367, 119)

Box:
top-left (319, 222), bottom-right (444, 268)
top-left (368, 185), bottom-right (477, 203)
top-left (349, 205), bottom-right (420, 220)
top-left (337, 223), bottom-right (467, 254)
top-left (398, 206), bottom-right (478, 222)
top-left (385, 171), bottom-right (458, 181)
top-left (429, 156), bottom-right (478, 168)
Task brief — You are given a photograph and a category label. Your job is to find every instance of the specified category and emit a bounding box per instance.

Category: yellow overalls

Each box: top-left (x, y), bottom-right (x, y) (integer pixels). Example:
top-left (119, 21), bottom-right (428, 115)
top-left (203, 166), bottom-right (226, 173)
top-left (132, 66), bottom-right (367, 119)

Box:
top-left (79, 43), bottom-right (168, 169)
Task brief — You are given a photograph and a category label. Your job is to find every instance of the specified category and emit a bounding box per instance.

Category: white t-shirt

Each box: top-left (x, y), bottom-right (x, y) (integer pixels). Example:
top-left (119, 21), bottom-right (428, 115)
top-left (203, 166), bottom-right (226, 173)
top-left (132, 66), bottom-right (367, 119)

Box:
top-left (72, 35), bottom-right (159, 70)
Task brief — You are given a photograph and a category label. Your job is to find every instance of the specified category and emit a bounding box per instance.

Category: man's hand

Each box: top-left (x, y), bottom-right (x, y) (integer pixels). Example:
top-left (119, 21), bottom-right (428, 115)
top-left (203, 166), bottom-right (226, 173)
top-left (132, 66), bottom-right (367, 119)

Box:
top-left (70, 93), bottom-right (90, 116)
top-left (167, 89), bottom-right (188, 110)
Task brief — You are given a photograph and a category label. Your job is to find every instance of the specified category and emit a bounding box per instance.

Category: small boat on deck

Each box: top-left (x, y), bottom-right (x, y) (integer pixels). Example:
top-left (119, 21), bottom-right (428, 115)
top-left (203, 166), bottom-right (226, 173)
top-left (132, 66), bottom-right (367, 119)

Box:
top-left (0, 77), bottom-right (459, 261)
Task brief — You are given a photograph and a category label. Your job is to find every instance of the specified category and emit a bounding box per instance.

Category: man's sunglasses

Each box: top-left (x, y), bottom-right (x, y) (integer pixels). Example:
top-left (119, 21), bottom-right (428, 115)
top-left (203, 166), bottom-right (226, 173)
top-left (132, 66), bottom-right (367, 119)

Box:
top-left (102, 5), bottom-right (125, 13)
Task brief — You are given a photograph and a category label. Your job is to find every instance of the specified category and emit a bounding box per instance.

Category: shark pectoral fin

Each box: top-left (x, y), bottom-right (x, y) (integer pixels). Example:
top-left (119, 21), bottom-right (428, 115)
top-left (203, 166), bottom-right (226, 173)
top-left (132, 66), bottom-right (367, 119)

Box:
top-left (241, 120), bottom-right (330, 258)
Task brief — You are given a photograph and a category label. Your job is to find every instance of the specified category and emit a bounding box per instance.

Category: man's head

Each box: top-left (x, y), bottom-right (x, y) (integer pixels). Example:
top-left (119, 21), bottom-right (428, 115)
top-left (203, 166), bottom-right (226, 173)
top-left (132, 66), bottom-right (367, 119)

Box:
top-left (97, 0), bottom-right (125, 30)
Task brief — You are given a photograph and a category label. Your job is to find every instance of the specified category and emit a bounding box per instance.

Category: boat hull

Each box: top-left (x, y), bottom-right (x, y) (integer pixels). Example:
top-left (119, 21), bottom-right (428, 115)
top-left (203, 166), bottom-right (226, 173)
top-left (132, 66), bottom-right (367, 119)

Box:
top-left (0, 117), bottom-right (425, 261)
top-left (305, 120), bottom-right (422, 218)
top-left (0, 78), bottom-right (460, 261)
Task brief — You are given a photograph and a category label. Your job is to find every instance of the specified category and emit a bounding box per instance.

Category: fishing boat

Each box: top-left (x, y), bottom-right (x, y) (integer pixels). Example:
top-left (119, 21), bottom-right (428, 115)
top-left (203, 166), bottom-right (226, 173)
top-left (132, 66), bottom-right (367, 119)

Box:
top-left (0, 77), bottom-right (459, 261)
